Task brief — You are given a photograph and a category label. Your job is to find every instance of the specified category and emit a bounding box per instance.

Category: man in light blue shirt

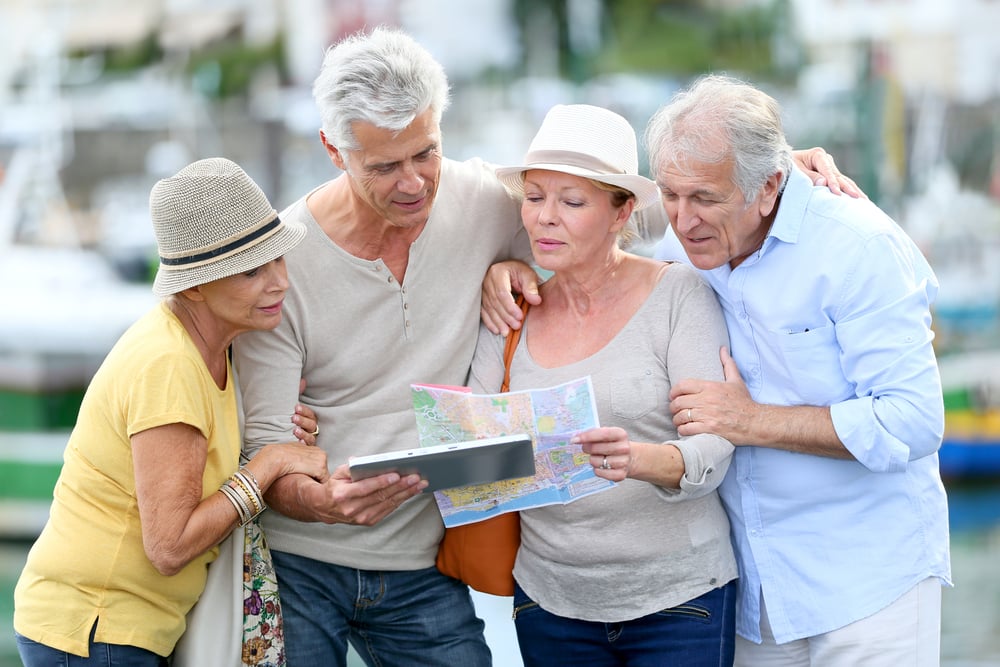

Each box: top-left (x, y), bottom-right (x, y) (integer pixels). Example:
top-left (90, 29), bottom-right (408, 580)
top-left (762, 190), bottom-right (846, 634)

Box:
top-left (649, 75), bottom-right (951, 666)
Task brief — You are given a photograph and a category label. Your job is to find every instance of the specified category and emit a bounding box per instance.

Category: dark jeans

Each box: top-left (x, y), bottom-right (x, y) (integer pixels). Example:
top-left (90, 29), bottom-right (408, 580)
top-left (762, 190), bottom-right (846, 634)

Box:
top-left (16, 622), bottom-right (167, 667)
top-left (513, 579), bottom-right (737, 667)
top-left (271, 550), bottom-right (491, 667)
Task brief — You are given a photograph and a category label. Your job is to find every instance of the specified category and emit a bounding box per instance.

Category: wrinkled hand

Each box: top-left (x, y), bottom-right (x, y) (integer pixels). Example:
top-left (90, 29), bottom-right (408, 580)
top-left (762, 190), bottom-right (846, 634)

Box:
top-left (306, 464), bottom-right (427, 526)
top-left (574, 427), bottom-right (632, 482)
top-left (263, 441), bottom-right (330, 484)
top-left (792, 147), bottom-right (867, 199)
top-left (481, 260), bottom-right (542, 335)
top-left (668, 347), bottom-right (759, 443)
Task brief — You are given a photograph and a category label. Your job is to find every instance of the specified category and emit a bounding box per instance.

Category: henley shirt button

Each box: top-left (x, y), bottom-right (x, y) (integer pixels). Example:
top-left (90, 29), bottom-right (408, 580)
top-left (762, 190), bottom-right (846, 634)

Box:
top-left (709, 578), bottom-right (717, 585)
top-left (387, 276), bottom-right (393, 283)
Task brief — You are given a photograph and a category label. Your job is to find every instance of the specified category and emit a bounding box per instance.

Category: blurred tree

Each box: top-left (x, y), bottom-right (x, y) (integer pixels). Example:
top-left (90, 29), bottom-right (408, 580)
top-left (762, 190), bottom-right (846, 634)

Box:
top-left (71, 32), bottom-right (163, 73)
top-left (510, 0), bottom-right (796, 81)
top-left (511, 0), bottom-right (573, 77)
top-left (186, 34), bottom-right (287, 99)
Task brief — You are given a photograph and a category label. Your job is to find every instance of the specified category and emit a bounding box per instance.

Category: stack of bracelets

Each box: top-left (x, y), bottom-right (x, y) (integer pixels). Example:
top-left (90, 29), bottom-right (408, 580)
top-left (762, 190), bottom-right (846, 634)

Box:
top-left (219, 467), bottom-right (266, 526)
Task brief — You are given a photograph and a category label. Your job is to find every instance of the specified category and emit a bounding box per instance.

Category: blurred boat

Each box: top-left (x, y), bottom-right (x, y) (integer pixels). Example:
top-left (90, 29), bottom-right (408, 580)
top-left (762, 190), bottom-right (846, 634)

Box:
top-left (0, 148), bottom-right (154, 537)
top-left (938, 350), bottom-right (1000, 479)
top-left (900, 158), bottom-right (1000, 479)
top-left (0, 244), bottom-right (155, 430)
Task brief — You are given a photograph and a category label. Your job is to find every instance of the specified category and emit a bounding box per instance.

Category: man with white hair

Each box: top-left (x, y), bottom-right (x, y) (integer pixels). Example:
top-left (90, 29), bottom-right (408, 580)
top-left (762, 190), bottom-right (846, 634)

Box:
top-left (650, 74), bottom-right (950, 666)
top-left (233, 27), bottom-right (528, 666)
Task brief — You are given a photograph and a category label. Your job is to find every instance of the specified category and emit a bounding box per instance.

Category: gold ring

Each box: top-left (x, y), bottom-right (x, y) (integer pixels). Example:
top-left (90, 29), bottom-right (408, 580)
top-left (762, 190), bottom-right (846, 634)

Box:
top-left (310, 425), bottom-right (320, 436)
top-left (687, 409), bottom-right (693, 423)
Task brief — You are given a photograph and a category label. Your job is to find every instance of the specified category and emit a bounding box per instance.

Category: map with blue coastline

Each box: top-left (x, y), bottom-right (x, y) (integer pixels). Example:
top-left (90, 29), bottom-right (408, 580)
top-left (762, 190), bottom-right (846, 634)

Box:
top-left (410, 377), bottom-right (614, 527)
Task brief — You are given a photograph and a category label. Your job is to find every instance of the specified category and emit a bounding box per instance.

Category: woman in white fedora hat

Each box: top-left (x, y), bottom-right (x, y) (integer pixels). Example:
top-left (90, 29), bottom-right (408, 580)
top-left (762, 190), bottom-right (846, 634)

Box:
top-left (14, 158), bottom-right (329, 666)
top-left (469, 105), bottom-right (737, 665)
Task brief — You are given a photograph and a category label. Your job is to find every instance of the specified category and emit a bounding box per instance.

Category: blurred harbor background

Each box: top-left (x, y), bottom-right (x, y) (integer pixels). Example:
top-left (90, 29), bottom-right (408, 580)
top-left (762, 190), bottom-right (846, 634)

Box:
top-left (1, 0), bottom-right (999, 664)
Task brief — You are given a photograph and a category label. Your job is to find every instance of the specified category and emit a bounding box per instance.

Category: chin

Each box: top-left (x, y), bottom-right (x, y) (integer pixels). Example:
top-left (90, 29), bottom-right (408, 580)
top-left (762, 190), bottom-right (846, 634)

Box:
top-left (257, 315), bottom-right (283, 330)
top-left (391, 210), bottom-right (431, 229)
top-left (688, 255), bottom-right (723, 271)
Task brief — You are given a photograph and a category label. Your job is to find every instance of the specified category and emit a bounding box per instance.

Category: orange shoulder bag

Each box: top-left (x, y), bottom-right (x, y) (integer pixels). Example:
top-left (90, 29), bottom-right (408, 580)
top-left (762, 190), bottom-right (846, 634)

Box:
top-left (435, 295), bottom-right (529, 596)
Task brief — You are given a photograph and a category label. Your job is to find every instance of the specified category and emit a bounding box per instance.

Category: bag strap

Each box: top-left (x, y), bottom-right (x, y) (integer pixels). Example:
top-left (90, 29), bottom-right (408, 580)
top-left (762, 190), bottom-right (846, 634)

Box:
top-left (501, 295), bottom-right (530, 393)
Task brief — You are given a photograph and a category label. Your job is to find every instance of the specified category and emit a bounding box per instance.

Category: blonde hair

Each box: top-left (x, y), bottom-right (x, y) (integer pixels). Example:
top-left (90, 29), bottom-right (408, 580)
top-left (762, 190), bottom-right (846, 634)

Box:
top-left (588, 178), bottom-right (638, 247)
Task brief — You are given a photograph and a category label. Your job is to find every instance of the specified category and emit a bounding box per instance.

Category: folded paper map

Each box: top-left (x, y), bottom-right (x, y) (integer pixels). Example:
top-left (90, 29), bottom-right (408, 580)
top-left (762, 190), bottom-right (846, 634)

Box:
top-left (410, 376), bottom-right (615, 527)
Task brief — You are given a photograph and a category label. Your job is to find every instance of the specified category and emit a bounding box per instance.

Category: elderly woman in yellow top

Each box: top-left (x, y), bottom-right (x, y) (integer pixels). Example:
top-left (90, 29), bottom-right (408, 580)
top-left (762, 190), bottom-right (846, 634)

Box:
top-left (470, 105), bottom-right (737, 665)
top-left (13, 158), bottom-right (330, 665)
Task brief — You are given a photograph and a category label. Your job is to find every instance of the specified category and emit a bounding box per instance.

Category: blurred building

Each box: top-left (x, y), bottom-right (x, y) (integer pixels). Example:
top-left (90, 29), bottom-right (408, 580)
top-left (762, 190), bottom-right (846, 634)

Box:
top-left (790, 0), bottom-right (1000, 105)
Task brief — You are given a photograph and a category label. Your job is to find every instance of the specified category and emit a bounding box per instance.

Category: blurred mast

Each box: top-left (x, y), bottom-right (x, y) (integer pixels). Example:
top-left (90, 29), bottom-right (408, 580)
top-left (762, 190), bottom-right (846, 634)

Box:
top-left (0, 3), bottom-right (75, 249)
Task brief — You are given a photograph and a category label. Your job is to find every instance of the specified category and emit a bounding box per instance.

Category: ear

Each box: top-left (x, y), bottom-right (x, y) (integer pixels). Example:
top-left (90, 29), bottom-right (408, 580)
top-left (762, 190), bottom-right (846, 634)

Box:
top-left (758, 171), bottom-right (783, 217)
top-left (610, 197), bottom-right (636, 234)
top-left (178, 285), bottom-right (206, 303)
top-left (319, 130), bottom-right (347, 171)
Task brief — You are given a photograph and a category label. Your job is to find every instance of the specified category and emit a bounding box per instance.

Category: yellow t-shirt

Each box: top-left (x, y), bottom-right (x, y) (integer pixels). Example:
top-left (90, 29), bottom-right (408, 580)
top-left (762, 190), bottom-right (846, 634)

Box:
top-left (14, 302), bottom-right (241, 657)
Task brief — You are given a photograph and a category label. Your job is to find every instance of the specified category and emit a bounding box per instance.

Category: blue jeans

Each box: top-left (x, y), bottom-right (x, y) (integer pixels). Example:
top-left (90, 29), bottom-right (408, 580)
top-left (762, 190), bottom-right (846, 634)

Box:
top-left (513, 580), bottom-right (736, 667)
top-left (271, 549), bottom-right (491, 667)
top-left (16, 623), bottom-right (167, 667)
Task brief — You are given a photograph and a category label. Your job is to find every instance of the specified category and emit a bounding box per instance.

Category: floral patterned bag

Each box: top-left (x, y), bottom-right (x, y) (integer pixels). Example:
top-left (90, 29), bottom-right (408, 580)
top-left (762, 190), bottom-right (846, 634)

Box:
top-left (241, 518), bottom-right (285, 665)
top-left (174, 519), bottom-right (286, 666)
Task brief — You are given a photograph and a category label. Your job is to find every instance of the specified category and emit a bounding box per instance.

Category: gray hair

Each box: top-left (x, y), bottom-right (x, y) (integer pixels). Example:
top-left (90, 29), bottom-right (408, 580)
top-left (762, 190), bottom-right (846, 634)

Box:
top-left (644, 74), bottom-right (793, 204)
top-left (312, 26), bottom-right (450, 152)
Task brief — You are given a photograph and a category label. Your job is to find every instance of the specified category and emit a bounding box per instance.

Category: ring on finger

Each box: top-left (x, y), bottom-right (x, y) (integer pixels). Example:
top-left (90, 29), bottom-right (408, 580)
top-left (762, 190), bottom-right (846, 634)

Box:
top-left (600, 456), bottom-right (611, 470)
top-left (687, 408), bottom-right (693, 423)
top-left (309, 425), bottom-right (320, 436)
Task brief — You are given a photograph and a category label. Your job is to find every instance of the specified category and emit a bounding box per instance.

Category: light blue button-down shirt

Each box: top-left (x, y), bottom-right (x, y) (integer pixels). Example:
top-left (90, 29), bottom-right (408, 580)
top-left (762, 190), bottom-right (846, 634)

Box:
top-left (655, 166), bottom-right (951, 643)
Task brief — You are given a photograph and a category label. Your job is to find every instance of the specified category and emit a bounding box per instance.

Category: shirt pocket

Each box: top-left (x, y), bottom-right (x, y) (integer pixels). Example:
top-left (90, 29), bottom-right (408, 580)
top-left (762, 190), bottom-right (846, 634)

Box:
top-left (773, 324), bottom-right (843, 405)
top-left (609, 373), bottom-right (659, 420)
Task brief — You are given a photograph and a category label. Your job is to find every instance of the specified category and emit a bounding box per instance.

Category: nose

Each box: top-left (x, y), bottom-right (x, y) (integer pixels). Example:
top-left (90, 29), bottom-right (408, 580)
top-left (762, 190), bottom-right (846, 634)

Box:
top-left (396, 161), bottom-right (425, 194)
top-left (265, 260), bottom-right (290, 291)
top-left (672, 198), bottom-right (699, 235)
top-left (538, 196), bottom-right (560, 226)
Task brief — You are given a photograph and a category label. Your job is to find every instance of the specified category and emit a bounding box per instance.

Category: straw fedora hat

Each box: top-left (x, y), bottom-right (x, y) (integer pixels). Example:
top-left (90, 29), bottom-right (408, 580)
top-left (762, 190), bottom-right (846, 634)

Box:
top-left (495, 104), bottom-right (660, 211)
top-left (150, 158), bottom-right (306, 297)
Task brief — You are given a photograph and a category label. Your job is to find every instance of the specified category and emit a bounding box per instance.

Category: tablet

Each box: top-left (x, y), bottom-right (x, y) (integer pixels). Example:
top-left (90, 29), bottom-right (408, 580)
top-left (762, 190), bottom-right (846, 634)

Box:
top-left (348, 433), bottom-right (535, 492)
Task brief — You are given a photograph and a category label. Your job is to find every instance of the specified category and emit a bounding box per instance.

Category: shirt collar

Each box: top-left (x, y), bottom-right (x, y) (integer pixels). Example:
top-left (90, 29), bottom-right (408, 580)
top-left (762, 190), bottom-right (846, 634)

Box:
top-left (766, 166), bottom-right (813, 247)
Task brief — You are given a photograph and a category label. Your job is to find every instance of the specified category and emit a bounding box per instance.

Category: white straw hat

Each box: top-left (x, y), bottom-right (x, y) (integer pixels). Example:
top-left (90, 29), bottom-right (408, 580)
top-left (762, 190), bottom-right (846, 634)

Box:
top-left (150, 158), bottom-right (306, 297)
top-left (495, 104), bottom-right (660, 211)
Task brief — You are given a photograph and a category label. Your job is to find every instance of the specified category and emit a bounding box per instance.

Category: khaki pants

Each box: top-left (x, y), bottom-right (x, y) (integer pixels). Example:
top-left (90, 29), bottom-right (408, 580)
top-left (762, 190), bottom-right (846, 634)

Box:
top-left (735, 577), bottom-right (942, 667)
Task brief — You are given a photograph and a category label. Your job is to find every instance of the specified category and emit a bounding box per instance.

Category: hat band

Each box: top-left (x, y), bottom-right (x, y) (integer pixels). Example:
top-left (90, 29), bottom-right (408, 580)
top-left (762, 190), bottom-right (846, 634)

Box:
top-left (524, 149), bottom-right (627, 176)
top-left (160, 215), bottom-right (282, 268)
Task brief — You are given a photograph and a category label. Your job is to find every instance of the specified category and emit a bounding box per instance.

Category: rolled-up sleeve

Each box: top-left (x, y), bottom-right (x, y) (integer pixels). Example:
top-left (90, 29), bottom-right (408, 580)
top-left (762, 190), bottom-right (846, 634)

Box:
top-left (667, 433), bottom-right (734, 499)
top-left (830, 232), bottom-right (944, 472)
